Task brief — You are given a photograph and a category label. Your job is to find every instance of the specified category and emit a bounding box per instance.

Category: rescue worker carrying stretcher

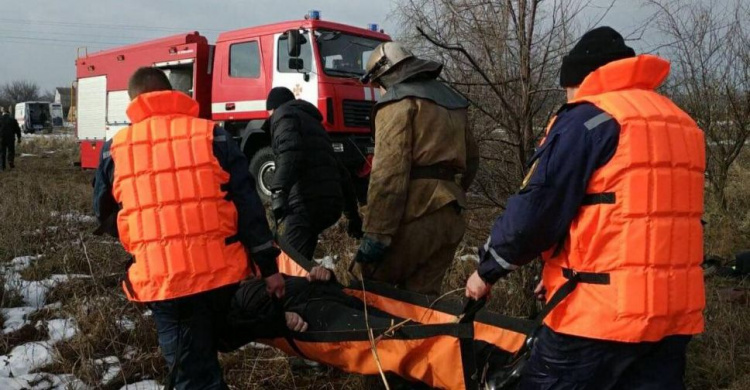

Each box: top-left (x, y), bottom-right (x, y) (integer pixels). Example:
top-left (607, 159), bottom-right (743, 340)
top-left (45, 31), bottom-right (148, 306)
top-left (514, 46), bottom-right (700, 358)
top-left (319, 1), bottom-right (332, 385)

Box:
top-left (355, 42), bottom-right (479, 295)
top-left (465, 27), bottom-right (706, 389)
top-left (92, 68), bottom-right (283, 390)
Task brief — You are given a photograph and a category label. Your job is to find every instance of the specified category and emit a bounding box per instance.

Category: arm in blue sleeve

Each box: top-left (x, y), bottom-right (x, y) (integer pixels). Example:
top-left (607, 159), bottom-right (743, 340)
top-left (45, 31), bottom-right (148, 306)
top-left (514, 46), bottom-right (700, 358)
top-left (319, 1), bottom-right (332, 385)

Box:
top-left (213, 127), bottom-right (279, 277)
top-left (478, 104), bottom-right (620, 283)
top-left (92, 141), bottom-right (119, 237)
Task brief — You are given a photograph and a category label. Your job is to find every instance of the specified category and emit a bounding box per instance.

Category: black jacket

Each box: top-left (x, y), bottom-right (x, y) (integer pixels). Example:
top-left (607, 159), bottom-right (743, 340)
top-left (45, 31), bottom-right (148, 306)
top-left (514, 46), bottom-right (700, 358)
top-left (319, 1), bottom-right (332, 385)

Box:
top-left (270, 100), bottom-right (356, 214)
top-left (0, 114), bottom-right (21, 143)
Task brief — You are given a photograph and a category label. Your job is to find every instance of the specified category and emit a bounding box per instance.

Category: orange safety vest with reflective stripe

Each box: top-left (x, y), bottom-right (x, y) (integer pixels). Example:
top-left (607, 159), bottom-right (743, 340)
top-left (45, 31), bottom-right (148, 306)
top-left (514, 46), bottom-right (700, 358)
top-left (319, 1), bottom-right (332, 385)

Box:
top-left (110, 91), bottom-right (249, 302)
top-left (541, 55), bottom-right (705, 342)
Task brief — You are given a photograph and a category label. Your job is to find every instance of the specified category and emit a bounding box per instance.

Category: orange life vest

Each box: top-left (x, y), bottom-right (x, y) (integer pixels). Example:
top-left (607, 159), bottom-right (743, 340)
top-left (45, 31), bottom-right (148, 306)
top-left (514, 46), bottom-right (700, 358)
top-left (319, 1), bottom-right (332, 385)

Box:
top-left (541, 55), bottom-right (706, 342)
top-left (110, 91), bottom-right (249, 302)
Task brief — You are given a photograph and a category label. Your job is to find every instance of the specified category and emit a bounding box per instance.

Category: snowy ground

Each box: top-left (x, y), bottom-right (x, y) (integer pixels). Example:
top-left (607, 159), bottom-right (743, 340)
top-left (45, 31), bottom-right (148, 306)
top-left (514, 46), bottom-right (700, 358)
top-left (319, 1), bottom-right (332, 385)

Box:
top-left (1, 253), bottom-right (162, 390)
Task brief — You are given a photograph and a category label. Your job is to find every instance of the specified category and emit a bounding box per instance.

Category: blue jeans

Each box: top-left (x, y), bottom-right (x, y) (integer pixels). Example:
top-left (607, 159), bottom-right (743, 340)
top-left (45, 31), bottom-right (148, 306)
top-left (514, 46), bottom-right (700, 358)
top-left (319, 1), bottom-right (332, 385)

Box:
top-left (149, 285), bottom-right (237, 390)
top-left (519, 326), bottom-right (691, 390)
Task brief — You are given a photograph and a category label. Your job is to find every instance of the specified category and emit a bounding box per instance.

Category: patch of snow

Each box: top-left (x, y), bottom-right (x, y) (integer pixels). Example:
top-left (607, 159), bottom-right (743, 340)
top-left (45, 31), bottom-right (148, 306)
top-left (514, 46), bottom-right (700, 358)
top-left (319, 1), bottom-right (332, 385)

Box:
top-left (245, 342), bottom-right (271, 350)
top-left (0, 342), bottom-right (54, 377)
top-left (94, 356), bottom-right (121, 385)
top-left (459, 254), bottom-right (480, 263)
top-left (123, 346), bottom-right (138, 360)
top-left (44, 302), bottom-right (62, 310)
top-left (19, 153), bottom-right (37, 158)
top-left (46, 318), bottom-right (78, 343)
top-left (314, 255), bottom-right (338, 269)
top-left (119, 380), bottom-right (163, 390)
top-left (0, 373), bottom-right (88, 389)
top-left (142, 309), bottom-right (152, 317)
top-left (117, 317), bottom-right (136, 331)
top-left (50, 211), bottom-right (97, 224)
top-left (1, 307), bottom-right (37, 334)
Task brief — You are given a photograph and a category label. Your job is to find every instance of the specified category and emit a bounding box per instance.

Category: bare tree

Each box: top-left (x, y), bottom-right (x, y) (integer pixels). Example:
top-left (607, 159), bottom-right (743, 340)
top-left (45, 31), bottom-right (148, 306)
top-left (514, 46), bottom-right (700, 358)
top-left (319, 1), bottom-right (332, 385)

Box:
top-left (395, 0), bottom-right (615, 210)
top-left (647, 0), bottom-right (750, 210)
top-left (0, 80), bottom-right (43, 112)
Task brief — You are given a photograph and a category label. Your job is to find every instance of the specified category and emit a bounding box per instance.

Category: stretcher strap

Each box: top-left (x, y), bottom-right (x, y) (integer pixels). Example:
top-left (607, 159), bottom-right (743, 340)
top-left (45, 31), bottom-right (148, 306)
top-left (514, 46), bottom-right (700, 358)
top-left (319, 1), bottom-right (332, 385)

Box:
top-left (276, 235), bottom-right (315, 272)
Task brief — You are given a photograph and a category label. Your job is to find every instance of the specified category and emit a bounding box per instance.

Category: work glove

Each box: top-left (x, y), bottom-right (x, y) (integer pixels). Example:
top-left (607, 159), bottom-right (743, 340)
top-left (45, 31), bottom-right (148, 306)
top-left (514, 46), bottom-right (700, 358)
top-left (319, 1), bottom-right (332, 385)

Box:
top-left (271, 191), bottom-right (287, 225)
top-left (354, 235), bottom-right (389, 265)
top-left (345, 213), bottom-right (364, 239)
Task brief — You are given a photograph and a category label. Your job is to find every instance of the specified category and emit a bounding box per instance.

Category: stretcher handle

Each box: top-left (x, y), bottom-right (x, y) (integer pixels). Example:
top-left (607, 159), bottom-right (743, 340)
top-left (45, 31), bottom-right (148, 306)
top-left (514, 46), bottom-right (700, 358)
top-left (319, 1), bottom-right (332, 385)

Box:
top-left (459, 297), bottom-right (486, 323)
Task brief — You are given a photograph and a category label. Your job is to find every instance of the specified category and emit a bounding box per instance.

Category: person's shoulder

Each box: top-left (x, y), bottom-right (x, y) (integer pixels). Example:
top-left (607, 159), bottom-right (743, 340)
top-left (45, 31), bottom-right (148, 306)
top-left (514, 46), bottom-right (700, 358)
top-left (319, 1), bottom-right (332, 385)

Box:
top-left (555, 103), bottom-right (615, 133)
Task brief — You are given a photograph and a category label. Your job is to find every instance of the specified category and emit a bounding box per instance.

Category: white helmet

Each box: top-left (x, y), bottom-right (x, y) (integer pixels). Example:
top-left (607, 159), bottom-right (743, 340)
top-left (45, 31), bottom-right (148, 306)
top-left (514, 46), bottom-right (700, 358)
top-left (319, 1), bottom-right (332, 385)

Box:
top-left (361, 42), bottom-right (414, 84)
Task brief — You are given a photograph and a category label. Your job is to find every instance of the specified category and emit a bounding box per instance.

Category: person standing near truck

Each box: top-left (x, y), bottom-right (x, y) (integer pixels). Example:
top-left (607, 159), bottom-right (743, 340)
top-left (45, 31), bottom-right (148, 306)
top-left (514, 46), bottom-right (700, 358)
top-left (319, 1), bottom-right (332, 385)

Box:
top-left (93, 67), bottom-right (283, 390)
top-left (265, 86), bottom-right (363, 260)
top-left (354, 42), bottom-right (479, 295)
top-left (0, 106), bottom-right (22, 171)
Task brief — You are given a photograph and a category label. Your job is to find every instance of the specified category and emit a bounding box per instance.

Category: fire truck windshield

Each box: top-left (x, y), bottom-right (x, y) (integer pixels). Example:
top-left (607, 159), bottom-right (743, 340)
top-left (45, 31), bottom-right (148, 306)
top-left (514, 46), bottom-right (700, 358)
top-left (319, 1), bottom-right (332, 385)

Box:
top-left (315, 30), bottom-right (383, 78)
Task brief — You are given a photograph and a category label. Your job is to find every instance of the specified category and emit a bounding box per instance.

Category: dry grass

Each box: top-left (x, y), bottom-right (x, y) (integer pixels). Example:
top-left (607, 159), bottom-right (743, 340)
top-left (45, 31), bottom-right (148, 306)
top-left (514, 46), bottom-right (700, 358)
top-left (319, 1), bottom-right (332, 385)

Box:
top-left (0, 136), bottom-right (746, 389)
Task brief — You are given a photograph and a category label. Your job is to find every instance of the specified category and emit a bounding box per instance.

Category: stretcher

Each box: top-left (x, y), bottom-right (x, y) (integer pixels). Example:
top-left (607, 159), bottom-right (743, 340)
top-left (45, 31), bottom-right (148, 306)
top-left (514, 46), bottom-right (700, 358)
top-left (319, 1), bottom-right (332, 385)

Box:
top-left (223, 240), bottom-right (579, 390)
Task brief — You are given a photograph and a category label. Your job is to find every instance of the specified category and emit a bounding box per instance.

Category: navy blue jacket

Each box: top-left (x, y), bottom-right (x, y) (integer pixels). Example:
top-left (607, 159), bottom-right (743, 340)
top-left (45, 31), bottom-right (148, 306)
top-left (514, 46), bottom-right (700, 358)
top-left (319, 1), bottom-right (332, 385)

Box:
top-left (478, 103), bottom-right (620, 283)
top-left (93, 126), bottom-right (279, 277)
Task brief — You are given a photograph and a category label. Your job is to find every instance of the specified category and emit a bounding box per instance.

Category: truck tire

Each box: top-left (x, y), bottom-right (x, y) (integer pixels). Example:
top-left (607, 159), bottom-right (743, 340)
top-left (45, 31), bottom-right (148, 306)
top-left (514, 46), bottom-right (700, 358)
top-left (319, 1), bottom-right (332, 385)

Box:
top-left (249, 146), bottom-right (275, 203)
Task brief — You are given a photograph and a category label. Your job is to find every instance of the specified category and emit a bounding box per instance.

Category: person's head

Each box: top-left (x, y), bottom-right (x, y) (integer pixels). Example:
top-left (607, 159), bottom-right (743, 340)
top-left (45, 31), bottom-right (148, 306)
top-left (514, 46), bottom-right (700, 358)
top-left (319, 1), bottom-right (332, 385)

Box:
top-left (362, 41), bottom-right (415, 89)
top-left (128, 67), bottom-right (172, 100)
top-left (266, 87), bottom-right (296, 115)
top-left (560, 26), bottom-right (635, 102)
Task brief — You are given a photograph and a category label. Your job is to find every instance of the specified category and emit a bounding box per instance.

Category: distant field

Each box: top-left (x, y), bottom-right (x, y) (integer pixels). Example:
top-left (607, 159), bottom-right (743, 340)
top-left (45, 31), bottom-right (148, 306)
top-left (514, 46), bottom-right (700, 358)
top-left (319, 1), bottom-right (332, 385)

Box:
top-left (0, 136), bottom-right (746, 389)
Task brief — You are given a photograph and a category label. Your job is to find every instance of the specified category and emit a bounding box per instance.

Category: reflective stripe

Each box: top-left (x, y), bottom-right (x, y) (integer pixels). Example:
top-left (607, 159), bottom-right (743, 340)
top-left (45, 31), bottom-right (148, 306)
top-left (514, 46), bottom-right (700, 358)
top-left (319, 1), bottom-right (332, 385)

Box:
top-left (214, 135), bottom-right (227, 142)
top-left (250, 240), bottom-right (274, 254)
top-left (484, 237), bottom-right (518, 271)
top-left (584, 112), bottom-right (613, 130)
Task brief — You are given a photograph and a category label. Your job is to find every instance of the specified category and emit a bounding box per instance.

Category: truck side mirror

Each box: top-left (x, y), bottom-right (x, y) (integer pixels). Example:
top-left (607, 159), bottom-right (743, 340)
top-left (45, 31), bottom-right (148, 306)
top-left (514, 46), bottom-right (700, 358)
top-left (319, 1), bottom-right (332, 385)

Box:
top-left (288, 58), bottom-right (305, 71)
top-left (285, 29), bottom-right (304, 57)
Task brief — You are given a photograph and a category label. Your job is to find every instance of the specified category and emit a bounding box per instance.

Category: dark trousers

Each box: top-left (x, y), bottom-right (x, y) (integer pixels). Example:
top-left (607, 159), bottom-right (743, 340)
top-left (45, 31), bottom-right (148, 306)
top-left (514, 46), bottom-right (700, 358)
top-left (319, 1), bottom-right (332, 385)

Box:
top-left (282, 203), bottom-right (341, 260)
top-left (0, 141), bottom-right (15, 170)
top-left (149, 284), bottom-right (237, 390)
top-left (519, 326), bottom-right (691, 390)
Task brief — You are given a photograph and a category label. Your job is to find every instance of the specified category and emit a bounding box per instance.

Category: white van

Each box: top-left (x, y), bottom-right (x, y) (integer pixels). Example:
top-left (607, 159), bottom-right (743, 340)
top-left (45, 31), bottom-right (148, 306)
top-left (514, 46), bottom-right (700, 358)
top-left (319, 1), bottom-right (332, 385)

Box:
top-left (14, 101), bottom-right (53, 133)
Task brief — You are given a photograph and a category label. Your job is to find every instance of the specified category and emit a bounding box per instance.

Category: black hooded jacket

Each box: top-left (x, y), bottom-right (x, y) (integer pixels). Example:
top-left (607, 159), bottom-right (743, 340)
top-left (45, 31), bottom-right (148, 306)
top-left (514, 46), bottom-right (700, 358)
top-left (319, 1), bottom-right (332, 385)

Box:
top-left (269, 100), bottom-right (354, 213)
top-left (0, 113), bottom-right (21, 144)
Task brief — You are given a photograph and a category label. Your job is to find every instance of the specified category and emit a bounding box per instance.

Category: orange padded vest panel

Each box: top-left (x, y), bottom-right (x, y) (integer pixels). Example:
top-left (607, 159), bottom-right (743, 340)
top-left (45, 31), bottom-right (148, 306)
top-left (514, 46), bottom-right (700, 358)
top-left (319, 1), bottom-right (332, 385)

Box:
top-left (541, 55), bottom-right (705, 342)
top-left (110, 91), bottom-right (249, 302)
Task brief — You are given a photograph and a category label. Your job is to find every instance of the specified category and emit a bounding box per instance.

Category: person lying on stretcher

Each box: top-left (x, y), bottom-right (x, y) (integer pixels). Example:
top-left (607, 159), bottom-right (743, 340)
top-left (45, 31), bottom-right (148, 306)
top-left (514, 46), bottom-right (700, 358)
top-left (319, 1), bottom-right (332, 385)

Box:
top-left (217, 266), bottom-right (400, 351)
top-left (216, 265), bottom-right (524, 390)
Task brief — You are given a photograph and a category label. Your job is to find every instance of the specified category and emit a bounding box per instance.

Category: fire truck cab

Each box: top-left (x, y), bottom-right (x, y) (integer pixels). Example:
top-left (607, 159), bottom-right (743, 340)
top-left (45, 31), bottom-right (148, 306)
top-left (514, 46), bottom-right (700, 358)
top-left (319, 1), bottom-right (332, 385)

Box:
top-left (75, 12), bottom-right (389, 201)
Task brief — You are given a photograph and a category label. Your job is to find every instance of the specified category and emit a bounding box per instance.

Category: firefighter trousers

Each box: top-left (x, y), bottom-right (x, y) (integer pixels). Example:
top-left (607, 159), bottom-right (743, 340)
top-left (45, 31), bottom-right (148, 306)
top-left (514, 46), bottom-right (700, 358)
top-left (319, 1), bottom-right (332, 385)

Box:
top-left (359, 202), bottom-right (466, 295)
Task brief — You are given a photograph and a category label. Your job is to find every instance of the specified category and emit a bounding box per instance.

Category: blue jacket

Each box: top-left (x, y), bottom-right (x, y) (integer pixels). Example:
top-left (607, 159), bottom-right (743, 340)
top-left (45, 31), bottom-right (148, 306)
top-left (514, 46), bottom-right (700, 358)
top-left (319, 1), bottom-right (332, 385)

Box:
top-left (93, 126), bottom-right (279, 277)
top-left (478, 103), bottom-right (620, 283)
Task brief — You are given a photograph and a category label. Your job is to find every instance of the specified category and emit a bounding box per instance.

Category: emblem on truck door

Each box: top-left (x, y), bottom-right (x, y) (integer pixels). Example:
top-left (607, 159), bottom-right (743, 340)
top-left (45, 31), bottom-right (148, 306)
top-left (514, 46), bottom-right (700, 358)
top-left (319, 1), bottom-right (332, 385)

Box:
top-left (293, 84), bottom-right (303, 98)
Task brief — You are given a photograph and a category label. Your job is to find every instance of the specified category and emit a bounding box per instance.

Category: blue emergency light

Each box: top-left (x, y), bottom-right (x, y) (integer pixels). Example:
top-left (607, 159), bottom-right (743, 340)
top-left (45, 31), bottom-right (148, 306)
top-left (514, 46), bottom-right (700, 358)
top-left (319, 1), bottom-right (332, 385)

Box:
top-left (308, 10), bottom-right (321, 20)
top-left (368, 23), bottom-right (379, 32)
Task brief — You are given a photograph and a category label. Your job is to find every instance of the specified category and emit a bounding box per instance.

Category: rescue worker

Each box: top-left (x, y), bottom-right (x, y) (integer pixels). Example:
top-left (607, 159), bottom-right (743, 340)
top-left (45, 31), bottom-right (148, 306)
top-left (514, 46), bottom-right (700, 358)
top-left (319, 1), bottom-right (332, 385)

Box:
top-left (355, 42), bottom-right (479, 295)
top-left (0, 106), bottom-right (21, 171)
top-left (266, 87), bottom-right (363, 259)
top-left (93, 67), bottom-right (283, 390)
top-left (465, 27), bottom-right (705, 389)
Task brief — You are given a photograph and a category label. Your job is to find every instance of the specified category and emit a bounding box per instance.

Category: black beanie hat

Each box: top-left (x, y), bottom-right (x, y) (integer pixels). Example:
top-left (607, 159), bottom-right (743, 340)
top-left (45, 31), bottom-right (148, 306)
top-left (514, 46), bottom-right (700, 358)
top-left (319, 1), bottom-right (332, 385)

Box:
top-left (560, 26), bottom-right (636, 87)
top-left (266, 87), bottom-right (295, 110)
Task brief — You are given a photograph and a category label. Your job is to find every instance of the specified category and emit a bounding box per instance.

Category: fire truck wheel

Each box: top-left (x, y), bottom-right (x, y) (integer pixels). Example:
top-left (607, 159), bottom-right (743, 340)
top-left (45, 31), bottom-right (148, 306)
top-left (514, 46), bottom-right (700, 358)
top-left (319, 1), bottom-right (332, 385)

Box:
top-left (249, 146), bottom-right (276, 203)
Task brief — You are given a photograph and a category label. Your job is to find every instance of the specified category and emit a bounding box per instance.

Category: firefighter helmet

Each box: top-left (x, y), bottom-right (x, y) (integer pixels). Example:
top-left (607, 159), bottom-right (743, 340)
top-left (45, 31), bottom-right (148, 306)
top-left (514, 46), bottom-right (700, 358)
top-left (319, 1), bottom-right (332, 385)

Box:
top-left (361, 42), bottom-right (414, 84)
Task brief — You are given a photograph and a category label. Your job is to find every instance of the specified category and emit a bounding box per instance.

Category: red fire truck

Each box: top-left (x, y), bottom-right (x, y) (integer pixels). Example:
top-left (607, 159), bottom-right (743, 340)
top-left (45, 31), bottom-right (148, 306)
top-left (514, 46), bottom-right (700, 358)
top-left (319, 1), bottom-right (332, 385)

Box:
top-left (75, 12), bottom-right (389, 200)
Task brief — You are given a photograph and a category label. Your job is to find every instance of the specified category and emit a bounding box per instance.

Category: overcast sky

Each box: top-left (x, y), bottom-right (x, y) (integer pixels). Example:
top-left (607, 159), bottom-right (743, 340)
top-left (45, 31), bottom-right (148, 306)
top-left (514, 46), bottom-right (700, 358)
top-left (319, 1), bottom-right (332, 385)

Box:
top-left (0, 0), bottom-right (664, 92)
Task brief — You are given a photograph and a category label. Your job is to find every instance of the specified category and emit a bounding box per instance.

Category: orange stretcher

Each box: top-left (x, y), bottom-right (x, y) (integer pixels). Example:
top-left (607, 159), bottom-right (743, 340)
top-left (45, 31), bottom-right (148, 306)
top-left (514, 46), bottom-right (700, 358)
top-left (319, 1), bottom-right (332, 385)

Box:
top-left (237, 239), bottom-right (579, 390)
